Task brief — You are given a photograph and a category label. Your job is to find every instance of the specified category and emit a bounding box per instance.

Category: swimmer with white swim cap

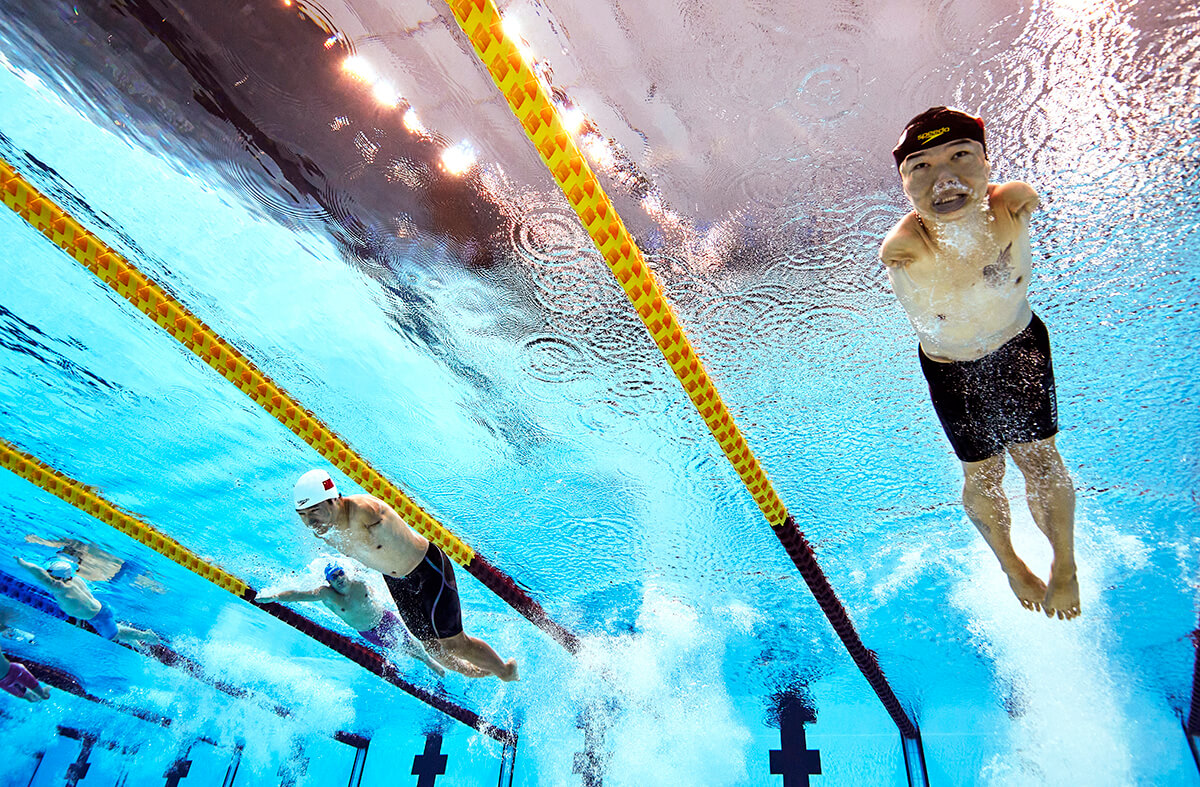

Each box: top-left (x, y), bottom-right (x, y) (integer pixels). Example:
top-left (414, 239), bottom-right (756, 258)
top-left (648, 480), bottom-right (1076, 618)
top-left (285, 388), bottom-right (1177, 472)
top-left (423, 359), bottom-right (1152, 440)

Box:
top-left (880, 106), bottom-right (1080, 621)
top-left (289, 469), bottom-right (518, 680)
top-left (15, 553), bottom-right (161, 645)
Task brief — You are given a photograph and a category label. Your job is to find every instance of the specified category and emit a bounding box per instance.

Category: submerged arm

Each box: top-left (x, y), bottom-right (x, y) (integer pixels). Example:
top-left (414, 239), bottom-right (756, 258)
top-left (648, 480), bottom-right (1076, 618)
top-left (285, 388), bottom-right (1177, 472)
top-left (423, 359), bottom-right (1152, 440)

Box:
top-left (996, 181), bottom-right (1040, 223)
top-left (256, 586), bottom-right (328, 604)
top-left (14, 557), bottom-right (53, 589)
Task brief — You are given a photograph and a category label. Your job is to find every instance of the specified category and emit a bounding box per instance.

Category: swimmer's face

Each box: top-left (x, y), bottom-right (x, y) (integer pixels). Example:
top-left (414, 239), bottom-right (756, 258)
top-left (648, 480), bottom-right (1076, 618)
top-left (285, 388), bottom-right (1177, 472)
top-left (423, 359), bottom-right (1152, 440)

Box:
top-left (297, 499), bottom-right (337, 535)
top-left (327, 570), bottom-right (348, 594)
top-left (900, 139), bottom-right (990, 221)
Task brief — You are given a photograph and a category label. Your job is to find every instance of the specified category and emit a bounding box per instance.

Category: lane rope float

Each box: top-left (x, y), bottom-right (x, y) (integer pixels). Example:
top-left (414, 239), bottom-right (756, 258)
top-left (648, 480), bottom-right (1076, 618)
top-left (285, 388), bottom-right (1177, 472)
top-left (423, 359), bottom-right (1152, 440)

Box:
top-left (0, 155), bottom-right (578, 655)
top-left (0, 440), bottom-right (514, 743)
top-left (443, 0), bottom-right (917, 737)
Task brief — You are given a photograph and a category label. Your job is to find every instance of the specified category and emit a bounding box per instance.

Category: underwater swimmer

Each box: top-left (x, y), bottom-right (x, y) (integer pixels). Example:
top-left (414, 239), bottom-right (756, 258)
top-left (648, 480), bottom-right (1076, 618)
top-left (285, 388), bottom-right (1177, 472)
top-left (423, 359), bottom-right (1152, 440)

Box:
top-left (15, 555), bottom-right (163, 644)
top-left (879, 107), bottom-right (1079, 620)
top-left (257, 562), bottom-right (445, 676)
top-left (0, 650), bottom-right (50, 703)
top-left (291, 470), bottom-right (519, 680)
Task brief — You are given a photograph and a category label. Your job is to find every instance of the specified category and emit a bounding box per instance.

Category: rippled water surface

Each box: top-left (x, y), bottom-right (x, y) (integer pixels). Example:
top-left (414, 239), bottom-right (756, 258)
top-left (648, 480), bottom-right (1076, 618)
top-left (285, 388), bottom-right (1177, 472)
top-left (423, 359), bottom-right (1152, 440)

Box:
top-left (0, 0), bottom-right (1197, 784)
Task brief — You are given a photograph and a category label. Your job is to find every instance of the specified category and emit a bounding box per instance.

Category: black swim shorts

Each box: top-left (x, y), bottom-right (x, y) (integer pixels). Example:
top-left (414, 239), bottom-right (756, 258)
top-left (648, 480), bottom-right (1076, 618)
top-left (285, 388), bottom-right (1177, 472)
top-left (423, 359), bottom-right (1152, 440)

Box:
top-left (384, 542), bottom-right (464, 642)
top-left (919, 313), bottom-right (1059, 463)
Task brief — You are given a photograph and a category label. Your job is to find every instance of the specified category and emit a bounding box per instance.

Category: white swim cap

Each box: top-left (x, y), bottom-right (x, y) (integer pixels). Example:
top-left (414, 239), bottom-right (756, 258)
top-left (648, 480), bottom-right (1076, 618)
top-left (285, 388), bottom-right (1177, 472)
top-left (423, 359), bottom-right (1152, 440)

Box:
top-left (294, 469), bottom-right (339, 510)
top-left (45, 557), bottom-right (76, 581)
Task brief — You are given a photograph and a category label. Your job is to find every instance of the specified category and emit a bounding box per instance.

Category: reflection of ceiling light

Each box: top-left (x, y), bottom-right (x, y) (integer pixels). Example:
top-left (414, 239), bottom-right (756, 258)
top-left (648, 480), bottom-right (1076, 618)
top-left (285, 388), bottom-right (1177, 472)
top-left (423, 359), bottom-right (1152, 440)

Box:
top-left (500, 16), bottom-right (522, 42)
top-left (324, 34), bottom-right (340, 50)
top-left (441, 142), bottom-right (478, 175)
top-left (342, 56), bottom-right (375, 83)
top-left (560, 106), bottom-right (585, 134)
top-left (372, 81), bottom-right (400, 108)
top-left (584, 135), bottom-right (615, 169)
top-left (403, 108), bottom-right (425, 133)
top-left (500, 15), bottom-right (534, 61)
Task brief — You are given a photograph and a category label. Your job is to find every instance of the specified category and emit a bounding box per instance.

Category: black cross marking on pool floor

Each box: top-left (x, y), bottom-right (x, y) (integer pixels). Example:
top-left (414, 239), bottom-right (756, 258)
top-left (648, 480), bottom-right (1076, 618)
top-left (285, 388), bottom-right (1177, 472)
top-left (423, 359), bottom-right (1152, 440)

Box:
top-left (412, 734), bottom-right (448, 786)
top-left (163, 756), bottom-right (192, 787)
top-left (573, 705), bottom-right (609, 786)
top-left (769, 692), bottom-right (821, 787)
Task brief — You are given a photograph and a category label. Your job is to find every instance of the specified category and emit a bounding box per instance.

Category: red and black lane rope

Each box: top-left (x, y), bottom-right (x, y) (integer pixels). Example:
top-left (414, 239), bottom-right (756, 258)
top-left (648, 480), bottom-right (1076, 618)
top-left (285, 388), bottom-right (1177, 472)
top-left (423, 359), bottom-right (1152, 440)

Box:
top-left (252, 596), bottom-right (517, 745)
top-left (0, 570), bottom-right (287, 716)
top-left (17, 656), bottom-right (173, 727)
top-left (465, 554), bottom-right (579, 656)
top-left (0, 569), bottom-right (514, 744)
top-left (774, 516), bottom-right (918, 739)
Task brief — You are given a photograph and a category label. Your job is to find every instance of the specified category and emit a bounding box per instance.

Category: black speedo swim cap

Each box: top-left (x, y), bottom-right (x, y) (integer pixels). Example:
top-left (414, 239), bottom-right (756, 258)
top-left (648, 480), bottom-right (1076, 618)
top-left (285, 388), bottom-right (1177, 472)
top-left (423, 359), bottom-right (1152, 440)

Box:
top-left (892, 107), bottom-right (987, 169)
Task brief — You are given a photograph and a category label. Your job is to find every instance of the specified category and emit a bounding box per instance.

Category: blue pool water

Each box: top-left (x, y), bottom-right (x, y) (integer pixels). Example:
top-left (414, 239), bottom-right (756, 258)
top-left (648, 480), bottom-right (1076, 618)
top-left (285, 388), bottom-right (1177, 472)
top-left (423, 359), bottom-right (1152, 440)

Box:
top-left (0, 0), bottom-right (1198, 784)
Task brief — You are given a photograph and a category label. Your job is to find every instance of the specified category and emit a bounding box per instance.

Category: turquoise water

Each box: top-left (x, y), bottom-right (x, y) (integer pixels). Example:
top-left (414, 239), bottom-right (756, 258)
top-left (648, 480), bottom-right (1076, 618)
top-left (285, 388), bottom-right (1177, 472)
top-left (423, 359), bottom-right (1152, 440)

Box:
top-left (0, 0), bottom-right (1198, 784)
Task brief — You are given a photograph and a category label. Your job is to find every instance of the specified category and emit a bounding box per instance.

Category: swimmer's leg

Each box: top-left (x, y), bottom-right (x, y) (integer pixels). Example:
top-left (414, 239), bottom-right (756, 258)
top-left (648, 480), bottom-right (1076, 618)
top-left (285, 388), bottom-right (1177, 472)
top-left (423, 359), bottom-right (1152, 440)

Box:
top-left (423, 639), bottom-right (489, 678)
top-left (115, 623), bottom-right (161, 647)
top-left (428, 633), bottom-right (518, 681)
top-left (962, 454), bottom-right (1047, 612)
top-left (399, 633), bottom-right (446, 677)
top-left (1009, 437), bottom-right (1079, 620)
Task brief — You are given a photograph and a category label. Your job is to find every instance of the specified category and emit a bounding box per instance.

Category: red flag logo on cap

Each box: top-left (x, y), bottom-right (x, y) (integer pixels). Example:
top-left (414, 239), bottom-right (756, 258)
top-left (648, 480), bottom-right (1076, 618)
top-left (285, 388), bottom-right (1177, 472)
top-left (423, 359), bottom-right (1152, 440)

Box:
top-left (322, 478), bottom-right (334, 491)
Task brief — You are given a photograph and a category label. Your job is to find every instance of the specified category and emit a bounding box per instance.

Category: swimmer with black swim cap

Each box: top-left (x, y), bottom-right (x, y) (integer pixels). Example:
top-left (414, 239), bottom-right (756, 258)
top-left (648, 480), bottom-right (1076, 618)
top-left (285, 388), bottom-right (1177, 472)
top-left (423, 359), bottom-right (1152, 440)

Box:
top-left (880, 107), bottom-right (1081, 621)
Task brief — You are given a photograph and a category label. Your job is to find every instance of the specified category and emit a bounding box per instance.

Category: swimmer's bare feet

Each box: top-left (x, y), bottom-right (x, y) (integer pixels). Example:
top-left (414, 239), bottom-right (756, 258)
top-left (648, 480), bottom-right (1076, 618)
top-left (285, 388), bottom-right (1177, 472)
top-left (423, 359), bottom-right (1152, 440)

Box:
top-left (1043, 571), bottom-right (1080, 620)
top-left (1005, 564), bottom-right (1048, 613)
top-left (499, 658), bottom-right (519, 682)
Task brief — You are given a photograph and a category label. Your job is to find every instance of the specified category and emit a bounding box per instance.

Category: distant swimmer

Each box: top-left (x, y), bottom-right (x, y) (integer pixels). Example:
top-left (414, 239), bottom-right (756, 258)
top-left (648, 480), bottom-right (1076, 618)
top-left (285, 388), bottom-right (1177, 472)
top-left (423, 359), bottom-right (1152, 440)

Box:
top-left (880, 107), bottom-right (1079, 620)
top-left (15, 555), bottom-right (163, 645)
top-left (0, 651), bottom-right (50, 703)
top-left (257, 562), bottom-right (446, 677)
top-left (0, 608), bottom-right (36, 645)
top-left (291, 470), bottom-right (519, 680)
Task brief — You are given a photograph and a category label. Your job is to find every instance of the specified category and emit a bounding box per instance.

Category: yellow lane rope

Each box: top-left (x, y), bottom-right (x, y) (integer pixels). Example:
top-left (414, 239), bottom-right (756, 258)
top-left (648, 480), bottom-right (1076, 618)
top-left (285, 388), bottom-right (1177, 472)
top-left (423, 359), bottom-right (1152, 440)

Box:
top-left (0, 438), bottom-right (250, 596)
top-left (0, 157), bottom-right (473, 566)
top-left (444, 0), bottom-right (788, 528)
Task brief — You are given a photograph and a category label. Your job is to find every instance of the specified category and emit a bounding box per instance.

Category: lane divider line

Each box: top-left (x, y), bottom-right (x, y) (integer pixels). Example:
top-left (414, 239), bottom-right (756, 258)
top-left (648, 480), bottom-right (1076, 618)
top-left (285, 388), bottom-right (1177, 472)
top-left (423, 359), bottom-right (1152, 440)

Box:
top-left (443, 0), bottom-right (916, 737)
top-left (0, 155), bottom-right (578, 654)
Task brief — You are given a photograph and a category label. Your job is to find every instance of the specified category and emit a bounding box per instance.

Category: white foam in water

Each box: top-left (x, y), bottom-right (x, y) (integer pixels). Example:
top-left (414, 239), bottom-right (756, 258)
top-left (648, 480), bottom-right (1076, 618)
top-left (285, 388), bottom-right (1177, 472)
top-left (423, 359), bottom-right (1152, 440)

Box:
top-left (558, 585), bottom-right (752, 786)
top-left (154, 608), bottom-right (359, 767)
top-left (948, 507), bottom-right (1138, 786)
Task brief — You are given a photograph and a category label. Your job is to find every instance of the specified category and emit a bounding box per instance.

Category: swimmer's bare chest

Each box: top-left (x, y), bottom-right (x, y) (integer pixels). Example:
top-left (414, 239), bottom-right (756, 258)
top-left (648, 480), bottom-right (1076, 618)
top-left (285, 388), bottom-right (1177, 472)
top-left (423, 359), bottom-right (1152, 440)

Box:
top-left (893, 226), bottom-right (1034, 360)
top-left (322, 585), bottom-right (378, 628)
top-left (332, 500), bottom-right (427, 577)
top-left (907, 240), bottom-right (1026, 312)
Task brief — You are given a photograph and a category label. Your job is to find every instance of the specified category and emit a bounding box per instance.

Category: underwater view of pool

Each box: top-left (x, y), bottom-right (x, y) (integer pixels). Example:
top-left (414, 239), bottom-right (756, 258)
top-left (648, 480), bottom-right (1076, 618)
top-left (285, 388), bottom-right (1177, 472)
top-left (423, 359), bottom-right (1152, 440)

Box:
top-left (0, 0), bottom-right (1197, 784)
